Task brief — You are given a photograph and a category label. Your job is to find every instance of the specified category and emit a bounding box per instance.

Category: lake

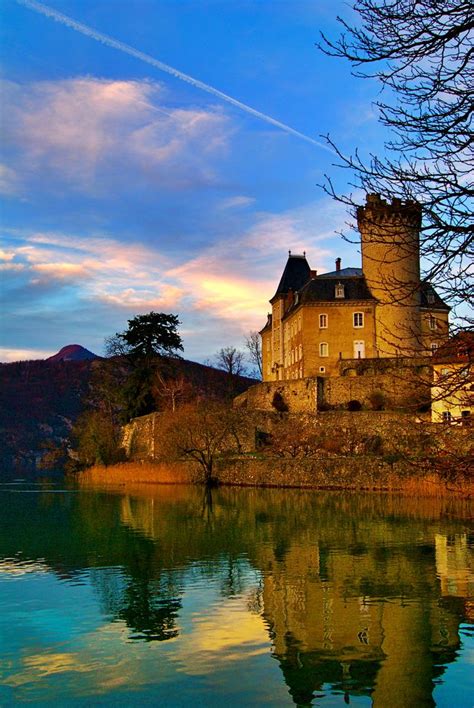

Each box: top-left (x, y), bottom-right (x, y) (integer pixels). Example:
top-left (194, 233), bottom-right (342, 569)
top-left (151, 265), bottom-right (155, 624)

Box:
top-left (0, 482), bottom-right (472, 706)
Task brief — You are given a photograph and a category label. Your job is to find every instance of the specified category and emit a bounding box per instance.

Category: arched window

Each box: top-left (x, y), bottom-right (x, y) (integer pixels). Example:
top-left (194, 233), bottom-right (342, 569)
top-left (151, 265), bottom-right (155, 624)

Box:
top-left (319, 342), bottom-right (329, 357)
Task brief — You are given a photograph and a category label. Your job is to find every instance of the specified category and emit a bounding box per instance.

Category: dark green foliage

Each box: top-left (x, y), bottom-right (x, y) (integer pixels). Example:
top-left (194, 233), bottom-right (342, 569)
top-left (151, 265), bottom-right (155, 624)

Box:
top-left (105, 312), bottom-right (183, 421)
top-left (347, 400), bottom-right (362, 411)
top-left (69, 410), bottom-right (126, 470)
top-left (116, 312), bottom-right (183, 360)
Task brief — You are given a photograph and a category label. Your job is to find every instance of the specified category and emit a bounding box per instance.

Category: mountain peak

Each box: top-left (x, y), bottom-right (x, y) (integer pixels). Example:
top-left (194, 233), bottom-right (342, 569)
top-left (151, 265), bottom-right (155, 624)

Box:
top-left (46, 344), bottom-right (99, 362)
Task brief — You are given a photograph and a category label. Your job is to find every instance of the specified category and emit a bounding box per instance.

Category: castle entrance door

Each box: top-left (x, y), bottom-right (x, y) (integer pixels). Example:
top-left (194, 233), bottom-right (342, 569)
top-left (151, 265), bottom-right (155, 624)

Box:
top-left (353, 340), bottom-right (365, 359)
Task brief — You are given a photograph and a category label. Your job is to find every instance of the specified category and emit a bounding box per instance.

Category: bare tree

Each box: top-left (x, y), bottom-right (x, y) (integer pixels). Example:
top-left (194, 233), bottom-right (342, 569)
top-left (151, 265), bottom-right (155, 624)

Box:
top-left (245, 331), bottom-right (263, 379)
top-left (158, 402), bottom-right (244, 484)
top-left (319, 0), bottom-right (473, 323)
top-left (153, 372), bottom-right (192, 412)
top-left (213, 346), bottom-right (247, 376)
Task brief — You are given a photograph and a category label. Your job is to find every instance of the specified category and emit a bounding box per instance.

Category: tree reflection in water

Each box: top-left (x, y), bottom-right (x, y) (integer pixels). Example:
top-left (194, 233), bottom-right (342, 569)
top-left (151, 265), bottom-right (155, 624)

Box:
top-left (0, 485), bottom-right (472, 705)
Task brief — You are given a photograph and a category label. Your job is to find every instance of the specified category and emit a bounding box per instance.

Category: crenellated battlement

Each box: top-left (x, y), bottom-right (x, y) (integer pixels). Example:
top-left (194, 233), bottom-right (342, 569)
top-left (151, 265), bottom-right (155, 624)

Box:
top-left (357, 193), bottom-right (421, 229)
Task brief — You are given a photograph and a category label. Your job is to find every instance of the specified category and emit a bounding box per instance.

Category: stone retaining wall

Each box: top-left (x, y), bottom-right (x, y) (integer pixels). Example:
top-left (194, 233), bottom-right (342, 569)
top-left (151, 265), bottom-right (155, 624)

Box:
top-left (235, 359), bottom-right (432, 413)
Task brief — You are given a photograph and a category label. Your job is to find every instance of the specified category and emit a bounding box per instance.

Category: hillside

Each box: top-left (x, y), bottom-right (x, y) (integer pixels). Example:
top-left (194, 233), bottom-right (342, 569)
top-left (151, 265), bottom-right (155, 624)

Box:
top-left (46, 344), bottom-right (100, 362)
top-left (0, 354), bottom-right (257, 478)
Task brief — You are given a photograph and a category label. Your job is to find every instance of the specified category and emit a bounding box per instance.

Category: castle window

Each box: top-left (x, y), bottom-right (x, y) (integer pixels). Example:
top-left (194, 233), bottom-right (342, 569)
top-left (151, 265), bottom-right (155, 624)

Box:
top-left (429, 315), bottom-right (437, 331)
top-left (431, 343), bottom-right (438, 354)
top-left (319, 366), bottom-right (326, 373)
top-left (335, 283), bottom-right (345, 299)
top-left (353, 312), bottom-right (364, 328)
top-left (442, 411), bottom-right (452, 423)
top-left (427, 292), bottom-right (435, 304)
top-left (299, 344), bottom-right (303, 360)
top-left (319, 313), bottom-right (328, 329)
top-left (319, 342), bottom-right (329, 357)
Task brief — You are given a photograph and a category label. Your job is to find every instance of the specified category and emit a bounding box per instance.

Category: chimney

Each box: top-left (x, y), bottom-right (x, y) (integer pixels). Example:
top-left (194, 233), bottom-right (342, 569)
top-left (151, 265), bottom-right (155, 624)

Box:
top-left (336, 257), bottom-right (341, 272)
top-left (310, 269), bottom-right (317, 279)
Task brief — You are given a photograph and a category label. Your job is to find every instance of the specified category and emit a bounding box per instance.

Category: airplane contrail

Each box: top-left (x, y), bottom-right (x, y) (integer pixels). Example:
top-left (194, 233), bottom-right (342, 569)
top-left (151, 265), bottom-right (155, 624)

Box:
top-left (16, 0), bottom-right (333, 153)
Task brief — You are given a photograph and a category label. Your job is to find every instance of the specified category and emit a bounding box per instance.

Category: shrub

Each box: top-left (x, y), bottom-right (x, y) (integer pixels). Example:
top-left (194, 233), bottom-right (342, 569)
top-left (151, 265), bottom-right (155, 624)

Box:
top-left (347, 399), bottom-right (362, 412)
top-left (369, 390), bottom-right (386, 411)
top-left (272, 391), bottom-right (288, 412)
top-left (364, 434), bottom-right (384, 455)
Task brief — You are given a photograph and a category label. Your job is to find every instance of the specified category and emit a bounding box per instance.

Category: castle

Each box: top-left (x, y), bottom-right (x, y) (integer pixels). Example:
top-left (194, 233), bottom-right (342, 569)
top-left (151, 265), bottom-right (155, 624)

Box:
top-left (260, 194), bottom-right (450, 382)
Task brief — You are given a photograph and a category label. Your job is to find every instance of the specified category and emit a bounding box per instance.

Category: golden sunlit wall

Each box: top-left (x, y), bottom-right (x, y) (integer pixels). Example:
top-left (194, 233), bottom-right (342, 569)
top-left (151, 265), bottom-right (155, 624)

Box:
top-left (421, 310), bottom-right (450, 355)
top-left (261, 195), bottom-right (450, 383)
top-left (358, 195), bottom-right (423, 357)
top-left (299, 302), bottom-right (377, 378)
top-left (261, 327), bottom-right (274, 381)
top-left (431, 362), bottom-right (473, 423)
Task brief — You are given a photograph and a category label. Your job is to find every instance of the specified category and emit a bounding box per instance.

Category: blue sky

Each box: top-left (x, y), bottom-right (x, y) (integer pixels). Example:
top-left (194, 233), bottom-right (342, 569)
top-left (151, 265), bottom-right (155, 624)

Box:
top-left (0, 0), bottom-right (386, 362)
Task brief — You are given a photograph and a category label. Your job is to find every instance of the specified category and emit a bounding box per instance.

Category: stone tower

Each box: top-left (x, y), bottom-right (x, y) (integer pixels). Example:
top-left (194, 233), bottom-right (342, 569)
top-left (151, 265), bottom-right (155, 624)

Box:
top-left (358, 194), bottom-right (422, 357)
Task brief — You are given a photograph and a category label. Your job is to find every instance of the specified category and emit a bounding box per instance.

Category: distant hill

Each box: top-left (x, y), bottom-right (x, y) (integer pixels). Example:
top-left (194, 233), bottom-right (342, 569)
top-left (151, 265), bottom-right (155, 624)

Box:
top-left (0, 355), bottom-right (257, 479)
top-left (47, 344), bottom-right (100, 362)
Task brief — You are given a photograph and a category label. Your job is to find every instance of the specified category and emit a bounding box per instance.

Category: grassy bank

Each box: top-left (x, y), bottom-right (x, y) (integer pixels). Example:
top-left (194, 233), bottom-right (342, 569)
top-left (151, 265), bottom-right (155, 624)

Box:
top-left (78, 460), bottom-right (197, 487)
top-left (78, 457), bottom-right (473, 497)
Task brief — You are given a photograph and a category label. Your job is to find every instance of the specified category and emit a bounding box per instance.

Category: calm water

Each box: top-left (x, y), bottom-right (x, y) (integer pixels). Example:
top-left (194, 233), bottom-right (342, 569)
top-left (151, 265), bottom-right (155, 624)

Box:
top-left (0, 483), bottom-right (472, 707)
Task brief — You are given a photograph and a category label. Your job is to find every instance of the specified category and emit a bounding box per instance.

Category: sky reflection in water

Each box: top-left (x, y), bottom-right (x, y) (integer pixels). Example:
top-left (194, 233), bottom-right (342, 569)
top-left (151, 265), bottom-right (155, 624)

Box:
top-left (0, 484), bottom-right (472, 706)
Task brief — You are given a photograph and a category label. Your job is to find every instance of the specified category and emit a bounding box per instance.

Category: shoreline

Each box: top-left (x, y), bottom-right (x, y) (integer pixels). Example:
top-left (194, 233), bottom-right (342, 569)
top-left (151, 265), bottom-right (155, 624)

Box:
top-left (78, 459), bottom-right (473, 498)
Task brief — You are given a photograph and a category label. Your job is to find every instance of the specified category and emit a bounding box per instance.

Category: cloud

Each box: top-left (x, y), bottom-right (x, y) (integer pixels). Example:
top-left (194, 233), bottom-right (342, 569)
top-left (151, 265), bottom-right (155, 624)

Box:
top-left (1, 78), bottom-right (231, 194)
top-left (169, 197), bottom-right (343, 334)
top-left (31, 262), bottom-right (90, 280)
top-left (0, 347), bottom-right (53, 362)
top-left (1, 195), bottom-right (348, 360)
top-left (0, 163), bottom-right (19, 195)
top-left (219, 195), bottom-right (256, 210)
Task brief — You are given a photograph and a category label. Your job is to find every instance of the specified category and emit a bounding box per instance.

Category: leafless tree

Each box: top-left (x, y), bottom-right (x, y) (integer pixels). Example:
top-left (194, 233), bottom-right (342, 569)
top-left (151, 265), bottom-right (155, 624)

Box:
top-left (153, 372), bottom-right (192, 412)
top-left (245, 331), bottom-right (263, 379)
top-left (319, 0), bottom-right (473, 324)
top-left (158, 402), bottom-right (244, 484)
top-left (213, 346), bottom-right (247, 376)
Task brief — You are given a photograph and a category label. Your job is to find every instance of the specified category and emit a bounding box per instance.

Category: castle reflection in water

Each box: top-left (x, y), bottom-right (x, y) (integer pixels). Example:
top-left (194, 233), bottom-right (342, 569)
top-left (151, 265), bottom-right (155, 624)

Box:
top-left (0, 485), bottom-right (472, 705)
top-left (118, 488), bottom-right (473, 707)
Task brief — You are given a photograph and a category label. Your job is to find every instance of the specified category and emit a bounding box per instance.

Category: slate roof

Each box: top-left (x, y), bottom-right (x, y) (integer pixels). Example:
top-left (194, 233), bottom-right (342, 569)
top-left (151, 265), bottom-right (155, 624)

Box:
top-left (270, 254), bottom-right (311, 302)
top-left (294, 273), bottom-right (375, 309)
top-left (317, 267), bottom-right (363, 278)
top-left (259, 313), bottom-right (272, 334)
top-left (263, 255), bottom-right (450, 330)
top-left (420, 283), bottom-right (450, 311)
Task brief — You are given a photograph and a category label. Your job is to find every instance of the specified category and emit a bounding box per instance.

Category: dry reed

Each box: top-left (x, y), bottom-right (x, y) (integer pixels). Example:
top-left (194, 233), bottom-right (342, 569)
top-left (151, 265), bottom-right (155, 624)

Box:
top-left (78, 460), bottom-right (197, 487)
top-left (77, 460), bottom-right (472, 498)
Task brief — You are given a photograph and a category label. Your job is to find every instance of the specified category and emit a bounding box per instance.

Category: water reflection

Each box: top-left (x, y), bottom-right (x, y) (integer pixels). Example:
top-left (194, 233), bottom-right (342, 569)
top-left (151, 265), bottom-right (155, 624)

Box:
top-left (0, 484), bottom-right (472, 705)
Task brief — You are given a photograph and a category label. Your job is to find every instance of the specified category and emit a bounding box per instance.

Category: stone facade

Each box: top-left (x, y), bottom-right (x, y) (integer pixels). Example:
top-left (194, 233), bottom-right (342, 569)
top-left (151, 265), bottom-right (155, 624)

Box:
top-left (261, 194), bottom-right (450, 383)
top-left (235, 357), bottom-right (433, 413)
top-left (431, 332), bottom-right (474, 424)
